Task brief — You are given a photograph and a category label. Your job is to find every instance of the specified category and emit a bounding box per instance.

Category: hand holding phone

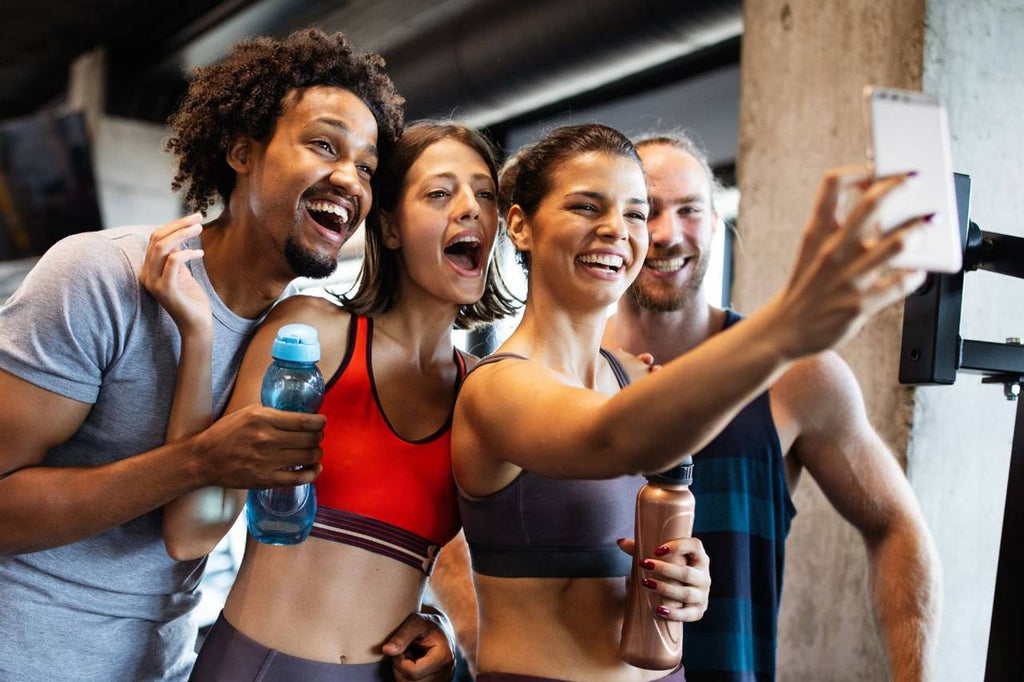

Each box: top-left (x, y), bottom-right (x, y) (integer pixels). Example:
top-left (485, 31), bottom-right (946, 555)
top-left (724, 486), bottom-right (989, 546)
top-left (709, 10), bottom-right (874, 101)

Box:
top-left (865, 86), bottom-right (962, 273)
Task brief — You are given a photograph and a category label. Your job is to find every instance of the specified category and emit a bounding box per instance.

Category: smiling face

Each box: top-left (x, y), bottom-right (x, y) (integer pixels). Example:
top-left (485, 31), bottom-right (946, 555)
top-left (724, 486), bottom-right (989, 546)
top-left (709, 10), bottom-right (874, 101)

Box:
top-left (510, 151), bottom-right (649, 311)
top-left (627, 143), bottom-right (718, 311)
top-left (239, 86), bottom-right (380, 278)
top-left (386, 138), bottom-right (498, 307)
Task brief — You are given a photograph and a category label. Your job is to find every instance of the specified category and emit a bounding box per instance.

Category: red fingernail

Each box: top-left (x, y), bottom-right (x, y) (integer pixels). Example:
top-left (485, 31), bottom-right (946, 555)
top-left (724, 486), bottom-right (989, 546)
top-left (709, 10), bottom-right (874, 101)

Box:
top-left (655, 546), bottom-right (670, 556)
top-left (907, 171), bottom-right (919, 177)
top-left (641, 578), bottom-right (657, 589)
top-left (640, 559), bottom-right (655, 570)
top-left (924, 212), bottom-right (937, 222)
top-left (656, 606), bottom-right (671, 617)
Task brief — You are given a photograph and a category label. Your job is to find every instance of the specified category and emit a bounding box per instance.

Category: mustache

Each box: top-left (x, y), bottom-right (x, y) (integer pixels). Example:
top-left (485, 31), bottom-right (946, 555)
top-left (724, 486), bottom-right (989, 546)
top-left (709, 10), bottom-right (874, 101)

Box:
top-left (645, 246), bottom-right (689, 261)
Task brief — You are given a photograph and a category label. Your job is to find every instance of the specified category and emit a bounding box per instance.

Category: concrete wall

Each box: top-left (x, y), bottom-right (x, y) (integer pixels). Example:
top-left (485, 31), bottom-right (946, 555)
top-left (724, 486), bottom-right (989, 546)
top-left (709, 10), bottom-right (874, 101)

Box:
top-left (736, 2), bottom-right (925, 679)
top-left (912, 2), bottom-right (1024, 680)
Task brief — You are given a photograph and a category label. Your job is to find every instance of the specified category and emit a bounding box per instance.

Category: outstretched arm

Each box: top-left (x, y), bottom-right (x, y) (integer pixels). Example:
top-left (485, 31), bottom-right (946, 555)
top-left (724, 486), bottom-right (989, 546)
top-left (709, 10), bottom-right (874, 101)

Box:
top-left (779, 352), bottom-right (940, 681)
top-left (456, 170), bottom-right (928, 483)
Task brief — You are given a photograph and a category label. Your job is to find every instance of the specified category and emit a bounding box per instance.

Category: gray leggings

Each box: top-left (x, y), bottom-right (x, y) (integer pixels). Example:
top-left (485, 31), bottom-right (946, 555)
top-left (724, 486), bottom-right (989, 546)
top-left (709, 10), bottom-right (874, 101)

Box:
top-left (189, 612), bottom-right (395, 682)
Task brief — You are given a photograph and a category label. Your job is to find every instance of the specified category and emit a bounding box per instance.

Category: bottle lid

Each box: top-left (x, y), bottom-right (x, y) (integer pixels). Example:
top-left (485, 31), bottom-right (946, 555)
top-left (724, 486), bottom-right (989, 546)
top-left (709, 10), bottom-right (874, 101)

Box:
top-left (271, 323), bottom-right (321, 363)
top-left (646, 454), bottom-right (693, 486)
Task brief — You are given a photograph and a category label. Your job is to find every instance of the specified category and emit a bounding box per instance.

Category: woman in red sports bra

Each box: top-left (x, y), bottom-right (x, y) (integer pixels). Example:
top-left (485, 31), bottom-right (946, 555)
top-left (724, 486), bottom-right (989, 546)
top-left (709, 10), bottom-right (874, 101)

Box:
top-left (144, 121), bottom-right (515, 681)
top-left (450, 124), bottom-right (927, 681)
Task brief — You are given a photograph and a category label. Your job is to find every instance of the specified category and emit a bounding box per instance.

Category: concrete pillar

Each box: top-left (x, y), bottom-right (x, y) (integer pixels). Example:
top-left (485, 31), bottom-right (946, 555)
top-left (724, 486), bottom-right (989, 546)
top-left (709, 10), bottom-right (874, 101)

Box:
top-left (913, 2), bottom-right (1024, 681)
top-left (736, 1), bottom-right (925, 679)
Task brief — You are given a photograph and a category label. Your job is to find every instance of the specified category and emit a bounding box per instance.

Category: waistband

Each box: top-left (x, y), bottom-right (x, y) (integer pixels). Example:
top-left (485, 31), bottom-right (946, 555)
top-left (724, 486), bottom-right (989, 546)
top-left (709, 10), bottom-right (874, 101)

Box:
top-left (476, 667), bottom-right (685, 681)
top-left (310, 506), bottom-right (440, 575)
top-left (468, 543), bottom-right (633, 578)
top-left (190, 613), bottom-right (394, 682)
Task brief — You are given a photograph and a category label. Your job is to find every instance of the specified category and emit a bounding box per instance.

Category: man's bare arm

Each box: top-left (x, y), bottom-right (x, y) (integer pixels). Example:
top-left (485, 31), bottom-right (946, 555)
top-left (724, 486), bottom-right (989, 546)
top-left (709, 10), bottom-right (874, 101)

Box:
top-left (0, 368), bottom-right (324, 555)
top-left (0, 369), bottom-right (204, 554)
top-left (429, 531), bottom-right (479, 672)
top-left (779, 353), bottom-right (941, 681)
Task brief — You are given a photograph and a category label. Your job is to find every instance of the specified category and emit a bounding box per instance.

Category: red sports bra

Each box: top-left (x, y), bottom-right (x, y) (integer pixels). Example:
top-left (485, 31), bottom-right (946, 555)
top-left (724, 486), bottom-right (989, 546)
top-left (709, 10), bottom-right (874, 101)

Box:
top-left (309, 315), bottom-right (464, 574)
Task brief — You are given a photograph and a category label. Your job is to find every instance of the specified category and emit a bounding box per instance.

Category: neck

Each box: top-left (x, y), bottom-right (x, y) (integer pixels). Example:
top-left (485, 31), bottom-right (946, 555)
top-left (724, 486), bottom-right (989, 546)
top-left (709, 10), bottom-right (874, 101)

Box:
top-left (373, 278), bottom-right (459, 368)
top-left (200, 203), bottom-right (297, 320)
top-left (505, 286), bottom-right (610, 389)
top-left (605, 289), bottom-right (726, 363)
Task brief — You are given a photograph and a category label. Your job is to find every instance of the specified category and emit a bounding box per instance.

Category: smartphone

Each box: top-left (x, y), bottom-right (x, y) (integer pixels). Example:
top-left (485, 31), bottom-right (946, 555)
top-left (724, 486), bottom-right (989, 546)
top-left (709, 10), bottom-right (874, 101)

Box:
top-left (865, 86), bottom-right (962, 273)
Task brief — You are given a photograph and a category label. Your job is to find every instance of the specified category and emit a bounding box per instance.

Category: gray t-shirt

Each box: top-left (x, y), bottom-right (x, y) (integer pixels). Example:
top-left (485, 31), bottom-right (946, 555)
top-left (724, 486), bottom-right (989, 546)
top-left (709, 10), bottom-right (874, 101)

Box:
top-left (0, 225), bottom-right (284, 681)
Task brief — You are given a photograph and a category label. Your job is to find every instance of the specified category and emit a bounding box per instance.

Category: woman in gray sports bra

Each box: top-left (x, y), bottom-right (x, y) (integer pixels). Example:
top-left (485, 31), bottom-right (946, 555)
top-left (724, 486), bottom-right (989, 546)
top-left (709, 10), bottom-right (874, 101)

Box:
top-left (450, 123), bottom-right (926, 682)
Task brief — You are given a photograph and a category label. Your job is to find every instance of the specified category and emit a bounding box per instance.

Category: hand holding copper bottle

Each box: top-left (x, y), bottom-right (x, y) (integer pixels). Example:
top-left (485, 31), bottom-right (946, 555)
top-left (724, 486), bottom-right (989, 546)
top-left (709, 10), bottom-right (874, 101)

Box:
top-left (620, 456), bottom-right (707, 670)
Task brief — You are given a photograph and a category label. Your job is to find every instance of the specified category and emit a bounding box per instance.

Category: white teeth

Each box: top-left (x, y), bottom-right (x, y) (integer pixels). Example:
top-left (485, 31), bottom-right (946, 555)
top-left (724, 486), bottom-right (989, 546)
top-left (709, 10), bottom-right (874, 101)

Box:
top-left (646, 257), bottom-right (687, 272)
top-left (578, 253), bottom-right (624, 269)
top-left (305, 200), bottom-right (350, 224)
top-left (448, 234), bottom-right (481, 246)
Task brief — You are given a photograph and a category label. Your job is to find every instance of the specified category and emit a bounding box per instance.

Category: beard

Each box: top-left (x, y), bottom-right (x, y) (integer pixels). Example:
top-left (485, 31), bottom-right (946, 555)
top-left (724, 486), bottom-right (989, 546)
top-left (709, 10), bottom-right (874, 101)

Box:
top-left (627, 251), bottom-right (709, 312)
top-left (284, 233), bottom-right (339, 279)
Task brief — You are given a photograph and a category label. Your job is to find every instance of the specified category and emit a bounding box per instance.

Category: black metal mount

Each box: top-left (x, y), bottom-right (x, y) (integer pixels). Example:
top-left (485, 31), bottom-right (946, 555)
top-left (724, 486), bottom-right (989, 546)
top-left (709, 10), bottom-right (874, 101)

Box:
top-left (896, 173), bottom-right (1023, 681)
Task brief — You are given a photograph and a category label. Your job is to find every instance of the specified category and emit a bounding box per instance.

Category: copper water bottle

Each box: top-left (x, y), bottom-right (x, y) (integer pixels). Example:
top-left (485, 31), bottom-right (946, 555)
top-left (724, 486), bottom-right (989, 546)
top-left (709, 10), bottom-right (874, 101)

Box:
top-left (620, 456), bottom-right (695, 670)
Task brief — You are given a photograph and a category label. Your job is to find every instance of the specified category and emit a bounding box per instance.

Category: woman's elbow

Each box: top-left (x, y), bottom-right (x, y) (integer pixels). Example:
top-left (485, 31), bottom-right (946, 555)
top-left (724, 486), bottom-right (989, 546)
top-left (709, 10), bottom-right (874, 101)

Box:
top-left (163, 533), bottom-right (213, 562)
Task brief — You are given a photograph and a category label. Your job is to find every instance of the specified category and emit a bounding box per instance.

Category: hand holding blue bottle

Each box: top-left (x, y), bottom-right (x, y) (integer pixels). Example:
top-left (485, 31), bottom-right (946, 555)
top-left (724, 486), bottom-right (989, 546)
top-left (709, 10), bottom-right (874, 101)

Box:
top-left (246, 324), bottom-right (325, 545)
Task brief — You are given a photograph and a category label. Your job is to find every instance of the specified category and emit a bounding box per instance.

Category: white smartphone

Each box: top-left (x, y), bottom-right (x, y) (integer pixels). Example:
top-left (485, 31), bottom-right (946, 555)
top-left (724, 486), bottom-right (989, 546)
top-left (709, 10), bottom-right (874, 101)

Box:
top-left (865, 86), bottom-right (962, 273)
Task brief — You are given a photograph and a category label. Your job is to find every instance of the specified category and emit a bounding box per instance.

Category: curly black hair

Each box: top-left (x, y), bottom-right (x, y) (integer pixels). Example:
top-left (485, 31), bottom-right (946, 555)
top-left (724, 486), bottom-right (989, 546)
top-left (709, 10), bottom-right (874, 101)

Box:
top-left (166, 28), bottom-right (405, 214)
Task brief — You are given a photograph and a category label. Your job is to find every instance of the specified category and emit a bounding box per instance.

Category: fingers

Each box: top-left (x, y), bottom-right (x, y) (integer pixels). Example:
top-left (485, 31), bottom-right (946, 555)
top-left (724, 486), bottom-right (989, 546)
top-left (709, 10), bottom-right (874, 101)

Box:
top-left (269, 464), bottom-right (321, 487)
top-left (616, 537), bottom-right (636, 556)
top-left (149, 213), bottom-right (203, 243)
top-left (392, 643), bottom-right (455, 682)
top-left (861, 268), bottom-right (926, 314)
top-left (141, 215), bottom-right (204, 297)
top-left (257, 407), bottom-right (327, 431)
top-left (845, 213), bottom-right (932, 286)
top-left (654, 603), bottom-right (706, 623)
top-left (654, 536), bottom-right (710, 570)
top-left (812, 165), bottom-right (870, 227)
top-left (384, 614), bottom-right (455, 682)
top-left (837, 171), bottom-right (915, 251)
top-left (382, 613), bottom-right (431, 656)
top-left (639, 537), bottom-right (711, 623)
top-left (641, 558), bottom-right (711, 591)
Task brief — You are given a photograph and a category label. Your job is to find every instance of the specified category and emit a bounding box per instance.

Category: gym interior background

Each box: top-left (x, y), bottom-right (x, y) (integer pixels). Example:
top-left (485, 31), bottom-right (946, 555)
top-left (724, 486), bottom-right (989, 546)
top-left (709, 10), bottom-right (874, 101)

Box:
top-left (1, 2), bottom-right (1021, 680)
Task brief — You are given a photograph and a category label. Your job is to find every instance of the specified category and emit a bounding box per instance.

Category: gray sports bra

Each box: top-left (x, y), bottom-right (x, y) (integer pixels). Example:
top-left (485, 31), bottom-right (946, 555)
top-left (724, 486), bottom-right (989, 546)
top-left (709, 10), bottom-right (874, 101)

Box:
top-left (457, 349), bottom-right (647, 578)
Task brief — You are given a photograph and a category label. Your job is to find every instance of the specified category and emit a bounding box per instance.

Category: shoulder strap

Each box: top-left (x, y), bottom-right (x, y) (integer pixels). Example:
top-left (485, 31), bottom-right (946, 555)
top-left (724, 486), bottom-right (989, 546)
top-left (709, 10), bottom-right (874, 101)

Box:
top-left (599, 348), bottom-right (631, 389)
top-left (465, 351), bottom-right (530, 379)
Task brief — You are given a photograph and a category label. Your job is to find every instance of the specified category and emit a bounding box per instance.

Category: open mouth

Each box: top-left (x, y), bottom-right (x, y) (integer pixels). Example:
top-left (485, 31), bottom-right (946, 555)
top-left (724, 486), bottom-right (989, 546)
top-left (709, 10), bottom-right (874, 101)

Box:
top-left (304, 199), bottom-right (352, 236)
top-left (645, 256), bottom-right (690, 273)
top-left (576, 252), bottom-right (625, 275)
top-left (444, 234), bottom-right (484, 274)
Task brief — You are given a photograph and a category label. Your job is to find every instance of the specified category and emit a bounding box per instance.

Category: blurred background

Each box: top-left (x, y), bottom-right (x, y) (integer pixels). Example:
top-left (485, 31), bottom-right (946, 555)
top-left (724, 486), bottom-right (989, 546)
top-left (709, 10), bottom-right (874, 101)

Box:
top-left (1, 2), bottom-right (1022, 680)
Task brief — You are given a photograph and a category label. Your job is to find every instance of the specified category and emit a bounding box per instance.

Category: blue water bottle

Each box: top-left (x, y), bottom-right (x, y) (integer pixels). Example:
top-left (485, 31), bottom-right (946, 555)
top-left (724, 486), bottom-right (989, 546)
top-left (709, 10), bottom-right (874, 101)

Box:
top-left (246, 323), bottom-right (324, 545)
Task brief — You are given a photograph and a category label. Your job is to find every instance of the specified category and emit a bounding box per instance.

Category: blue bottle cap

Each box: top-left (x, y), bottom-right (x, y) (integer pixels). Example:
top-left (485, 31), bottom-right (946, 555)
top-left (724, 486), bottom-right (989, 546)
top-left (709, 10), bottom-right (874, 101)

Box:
top-left (271, 323), bottom-right (321, 363)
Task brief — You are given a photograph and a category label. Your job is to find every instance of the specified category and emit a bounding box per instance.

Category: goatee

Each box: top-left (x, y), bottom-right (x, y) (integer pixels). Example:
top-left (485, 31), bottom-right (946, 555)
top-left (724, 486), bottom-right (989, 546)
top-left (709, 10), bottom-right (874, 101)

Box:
top-left (285, 235), bottom-right (338, 279)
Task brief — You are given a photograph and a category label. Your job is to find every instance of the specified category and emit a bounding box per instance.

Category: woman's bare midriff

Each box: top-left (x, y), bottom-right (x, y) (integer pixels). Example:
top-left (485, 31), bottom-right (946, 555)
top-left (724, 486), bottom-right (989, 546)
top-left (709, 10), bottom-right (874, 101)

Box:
top-left (474, 573), bottom-right (678, 682)
top-left (223, 535), bottom-right (426, 664)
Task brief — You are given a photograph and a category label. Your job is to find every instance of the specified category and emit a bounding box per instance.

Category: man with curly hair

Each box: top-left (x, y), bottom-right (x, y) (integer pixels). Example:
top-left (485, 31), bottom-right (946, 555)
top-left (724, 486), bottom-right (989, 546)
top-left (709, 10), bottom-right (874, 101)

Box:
top-left (0, 29), bottom-right (451, 681)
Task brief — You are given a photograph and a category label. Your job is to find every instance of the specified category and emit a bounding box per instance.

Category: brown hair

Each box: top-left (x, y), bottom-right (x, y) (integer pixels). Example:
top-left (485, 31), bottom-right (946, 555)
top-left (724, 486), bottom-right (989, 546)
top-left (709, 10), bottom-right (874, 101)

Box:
top-left (505, 123), bottom-right (643, 271)
top-left (166, 28), bottom-right (405, 215)
top-left (340, 120), bottom-right (519, 329)
top-left (633, 131), bottom-right (722, 210)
